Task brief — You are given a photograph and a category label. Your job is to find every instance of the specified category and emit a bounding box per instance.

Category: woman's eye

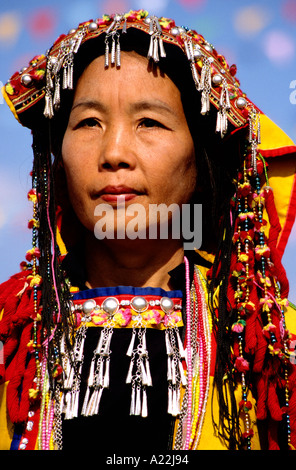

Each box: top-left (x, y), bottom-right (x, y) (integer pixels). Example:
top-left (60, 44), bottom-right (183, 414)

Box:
top-left (139, 118), bottom-right (165, 128)
top-left (78, 118), bottom-right (99, 128)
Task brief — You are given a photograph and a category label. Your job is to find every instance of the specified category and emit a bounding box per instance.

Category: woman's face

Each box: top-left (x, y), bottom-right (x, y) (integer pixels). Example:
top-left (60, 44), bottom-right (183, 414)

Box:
top-left (62, 51), bottom-right (196, 242)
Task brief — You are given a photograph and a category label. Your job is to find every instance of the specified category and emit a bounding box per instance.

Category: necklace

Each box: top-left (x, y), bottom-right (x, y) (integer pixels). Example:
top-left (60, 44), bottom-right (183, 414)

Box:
top-left (33, 258), bottom-right (212, 450)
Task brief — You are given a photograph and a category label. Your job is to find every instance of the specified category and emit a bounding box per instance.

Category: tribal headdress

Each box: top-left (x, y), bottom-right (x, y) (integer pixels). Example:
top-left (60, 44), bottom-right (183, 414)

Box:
top-left (1, 10), bottom-right (296, 450)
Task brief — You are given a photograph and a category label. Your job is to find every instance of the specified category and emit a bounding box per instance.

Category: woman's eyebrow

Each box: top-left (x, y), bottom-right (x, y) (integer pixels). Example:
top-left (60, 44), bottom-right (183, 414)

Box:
top-left (130, 100), bottom-right (175, 115)
top-left (70, 98), bottom-right (176, 116)
top-left (71, 100), bottom-right (107, 113)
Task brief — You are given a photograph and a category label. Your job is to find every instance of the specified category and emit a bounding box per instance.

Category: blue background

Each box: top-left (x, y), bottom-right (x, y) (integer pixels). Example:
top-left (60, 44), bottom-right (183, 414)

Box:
top-left (0, 0), bottom-right (295, 302)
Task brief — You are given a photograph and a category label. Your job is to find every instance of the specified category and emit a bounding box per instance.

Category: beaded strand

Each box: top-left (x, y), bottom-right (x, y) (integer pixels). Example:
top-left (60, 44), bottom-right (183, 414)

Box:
top-left (184, 256), bottom-right (193, 450)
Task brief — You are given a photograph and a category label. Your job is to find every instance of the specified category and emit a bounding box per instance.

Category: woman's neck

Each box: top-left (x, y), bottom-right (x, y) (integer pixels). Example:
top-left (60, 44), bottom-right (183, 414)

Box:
top-left (83, 234), bottom-right (184, 290)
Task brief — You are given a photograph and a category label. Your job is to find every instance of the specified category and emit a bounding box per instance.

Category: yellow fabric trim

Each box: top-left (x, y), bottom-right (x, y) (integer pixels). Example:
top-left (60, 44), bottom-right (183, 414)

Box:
top-left (173, 376), bottom-right (260, 450)
top-left (259, 114), bottom-right (295, 153)
top-left (267, 156), bottom-right (296, 234)
top-left (285, 303), bottom-right (296, 334)
top-left (56, 227), bottom-right (67, 257)
top-left (83, 317), bottom-right (183, 329)
top-left (0, 382), bottom-right (14, 450)
top-left (1, 86), bottom-right (20, 124)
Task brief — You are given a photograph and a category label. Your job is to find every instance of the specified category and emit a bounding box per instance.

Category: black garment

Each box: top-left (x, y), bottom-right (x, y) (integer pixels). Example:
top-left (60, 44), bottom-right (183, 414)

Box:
top-left (61, 247), bottom-right (212, 450)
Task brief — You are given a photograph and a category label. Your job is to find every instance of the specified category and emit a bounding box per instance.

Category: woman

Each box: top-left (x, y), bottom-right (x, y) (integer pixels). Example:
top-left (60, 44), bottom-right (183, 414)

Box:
top-left (1, 9), bottom-right (296, 451)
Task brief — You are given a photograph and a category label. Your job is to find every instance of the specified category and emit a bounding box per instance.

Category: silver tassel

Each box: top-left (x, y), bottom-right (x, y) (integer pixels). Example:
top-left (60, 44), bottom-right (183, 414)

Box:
top-left (141, 389), bottom-right (148, 418)
top-left (96, 329), bottom-right (105, 354)
top-left (122, 18), bottom-right (127, 34)
top-left (116, 36), bottom-right (121, 67)
top-left (153, 36), bottom-right (159, 62)
top-left (67, 59), bottom-right (74, 89)
top-left (176, 329), bottom-right (186, 359)
top-left (130, 386), bottom-right (136, 415)
top-left (73, 30), bottom-right (85, 53)
top-left (171, 359), bottom-right (176, 385)
top-left (81, 387), bottom-right (90, 416)
top-left (126, 358), bottom-right (134, 384)
top-left (105, 40), bottom-right (109, 68)
top-left (53, 76), bottom-right (60, 110)
top-left (126, 329), bottom-right (137, 356)
top-left (44, 91), bottom-right (54, 119)
top-left (62, 65), bottom-right (68, 90)
top-left (159, 37), bottom-right (166, 58)
top-left (165, 330), bottom-right (173, 355)
top-left (111, 35), bottom-right (116, 65)
top-left (216, 78), bottom-right (230, 137)
top-left (201, 91), bottom-right (210, 115)
top-left (148, 34), bottom-right (154, 59)
top-left (168, 386), bottom-right (173, 414)
top-left (257, 116), bottom-right (261, 144)
top-left (190, 62), bottom-right (200, 90)
top-left (135, 386), bottom-right (142, 415)
top-left (140, 359), bottom-right (148, 385)
top-left (147, 16), bottom-right (166, 62)
top-left (103, 359), bottom-right (110, 388)
top-left (199, 59), bottom-right (212, 114)
top-left (145, 358), bottom-right (152, 386)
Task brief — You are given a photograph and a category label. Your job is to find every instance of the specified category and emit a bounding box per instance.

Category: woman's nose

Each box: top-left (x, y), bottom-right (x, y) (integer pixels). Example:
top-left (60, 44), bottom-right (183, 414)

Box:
top-left (98, 124), bottom-right (136, 171)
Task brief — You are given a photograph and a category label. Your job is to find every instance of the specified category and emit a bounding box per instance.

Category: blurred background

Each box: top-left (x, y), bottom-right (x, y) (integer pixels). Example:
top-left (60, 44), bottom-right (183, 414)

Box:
top-left (0, 0), bottom-right (295, 302)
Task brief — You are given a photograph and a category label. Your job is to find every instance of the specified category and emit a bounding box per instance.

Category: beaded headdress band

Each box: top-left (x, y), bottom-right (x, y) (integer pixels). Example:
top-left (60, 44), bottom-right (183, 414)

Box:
top-left (3, 9), bottom-right (259, 143)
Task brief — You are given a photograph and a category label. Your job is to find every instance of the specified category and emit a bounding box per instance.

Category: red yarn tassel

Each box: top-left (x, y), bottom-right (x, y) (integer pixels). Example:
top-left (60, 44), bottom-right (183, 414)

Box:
top-left (267, 380), bottom-right (283, 421)
top-left (6, 322), bottom-right (34, 424)
top-left (255, 373), bottom-right (268, 420)
top-left (253, 318), bottom-right (268, 373)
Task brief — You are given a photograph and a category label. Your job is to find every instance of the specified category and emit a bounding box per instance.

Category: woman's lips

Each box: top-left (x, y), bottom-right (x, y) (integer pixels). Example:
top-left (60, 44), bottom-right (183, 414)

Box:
top-left (97, 186), bottom-right (142, 203)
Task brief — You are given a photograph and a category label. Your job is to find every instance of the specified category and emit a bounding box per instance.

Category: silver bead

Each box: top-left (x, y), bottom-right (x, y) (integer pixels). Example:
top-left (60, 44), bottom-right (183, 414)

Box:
top-left (193, 46), bottom-right (202, 60)
top-left (204, 43), bottom-right (213, 53)
top-left (20, 437), bottom-right (28, 449)
top-left (68, 28), bottom-right (76, 34)
top-left (178, 27), bottom-right (186, 34)
top-left (170, 26), bottom-right (179, 36)
top-left (131, 296), bottom-right (148, 313)
top-left (49, 56), bottom-right (58, 66)
top-left (26, 421), bottom-right (34, 431)
top-left (212, 73), bottom-right (223, 86)
top-left (21, 74), bottom-right (33, 86)
top-left (88, 22), bottom-right (98, 31)
top-left (236, 97), bottom-right (247, 109)
top-left (160, 297), bottom-right (174, 314)
top-left (20, 66), bottom-right (28, 73)
top-left (82, 299), bottom-right (96, 314)
top-left (102, 297), bottom-right (119, 315)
